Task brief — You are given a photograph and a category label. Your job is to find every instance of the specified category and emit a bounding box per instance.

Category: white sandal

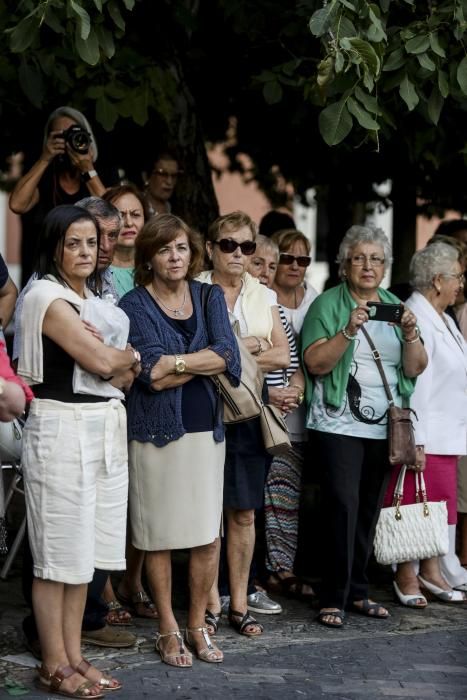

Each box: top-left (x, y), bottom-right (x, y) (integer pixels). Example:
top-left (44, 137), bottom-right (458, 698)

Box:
top-left (393, 581), bottom-right (427, 608)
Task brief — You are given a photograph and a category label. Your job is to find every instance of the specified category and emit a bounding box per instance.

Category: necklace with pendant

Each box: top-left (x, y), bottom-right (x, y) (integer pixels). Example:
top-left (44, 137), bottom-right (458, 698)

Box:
top-left (151, 282), bottom-right (187, 317)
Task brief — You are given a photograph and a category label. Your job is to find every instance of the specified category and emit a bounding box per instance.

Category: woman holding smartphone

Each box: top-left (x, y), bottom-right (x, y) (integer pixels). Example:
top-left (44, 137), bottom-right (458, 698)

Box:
top-left (301, 224), bottom-right (427, 629)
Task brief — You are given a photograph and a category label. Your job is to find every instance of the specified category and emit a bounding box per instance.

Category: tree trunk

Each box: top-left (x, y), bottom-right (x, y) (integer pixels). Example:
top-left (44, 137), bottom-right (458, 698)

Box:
top-left (390, 177), bottom-right (417, 285)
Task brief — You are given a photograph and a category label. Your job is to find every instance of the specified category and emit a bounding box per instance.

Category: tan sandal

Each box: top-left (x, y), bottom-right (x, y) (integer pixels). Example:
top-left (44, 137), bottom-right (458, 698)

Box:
top-left (155, 630), bottom-right (192, 668)
top-left (74, 658), bottom-right (122, 692)
top-left (184, 626), bottom-right (223, 663)
top-left (36, 665), bottom-right (104, 698)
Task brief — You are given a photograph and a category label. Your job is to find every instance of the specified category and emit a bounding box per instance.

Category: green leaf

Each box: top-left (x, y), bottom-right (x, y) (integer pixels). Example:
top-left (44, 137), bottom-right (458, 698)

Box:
top-left (108, 0), bottom-right (126, 31)
top-left (43, 8), bottom-right (64, 34)
top-left (18, 60), bottom-right (44, 108)
top-left (10, 14), bottom-right (39, 53)
top-left (347, 96), bottom-right (379, 129)
top-left (92, 0), bottom-right (103, 10)
top-left (335, 49), bottom-right (344, 73)
top-left (457, 56), bottom-right (467, 94)
top-left (75, 26), bottom-right (100, 65)
top-left (399, 74), bottom-right (419, 110)
top-left (343, 38), bottom-right (380, 75)
top-left (86, 85), bottom-right (105, 98)
top-left (309, 3), bottom-right (337, 37)
top-left (355, 86), bottom-right (381, 115)
top-left (335, 15), bottom-right (356, 39)
top-left (427, 86), bottom-right (444, 125)
top-left (95, 25), bottom-right (115, 59)
top-left (367, 6), bottom-right (387, 42)
top-left (70, 0), bottom-right (91, 40)
top-left (263, 80), bottom-right (283, 104)
top-left (105, 82), bottom-right (126, 99)
top-left (96, 95), bottom-right (118, 131)
top-left (405, 35), bottom-right (430, 55)
top-left (132, 90), bottom-right (149, 125)
top-left (417, 52), bottom-right (436, 71)
top-left (318, 98), bottom-right (353, 146)
top-left (438, 69), bottom-right (449, 98)
top-left (317, 57), bottom-right (334, 86)
top-left (338, 0), bottom-right (356, 10)
top-left (383, 48), bottom-right (405, 72)
top-left (429, 32), bottom-right (446, 58)
top-left (122, 0), bottom-right (136, 9)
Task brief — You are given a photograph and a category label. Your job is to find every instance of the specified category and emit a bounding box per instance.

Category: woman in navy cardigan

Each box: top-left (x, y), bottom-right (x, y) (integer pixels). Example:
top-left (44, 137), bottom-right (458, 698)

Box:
top-left (119, 214), bottom-right (240, 668)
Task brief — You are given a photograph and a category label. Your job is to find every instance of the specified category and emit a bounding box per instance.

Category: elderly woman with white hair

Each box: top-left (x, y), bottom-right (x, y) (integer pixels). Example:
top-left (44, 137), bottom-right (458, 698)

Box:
top-left (301, 225), bottom-right (427, 628)
top-left (9, 106), bottom-right (107, 286)
top-left (385, 241), bottom-right (467, 606)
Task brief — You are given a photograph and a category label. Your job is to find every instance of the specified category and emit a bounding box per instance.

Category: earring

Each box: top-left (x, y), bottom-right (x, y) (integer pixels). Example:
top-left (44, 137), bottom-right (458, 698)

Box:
top-left (146, 263), bottom-right (152, 271)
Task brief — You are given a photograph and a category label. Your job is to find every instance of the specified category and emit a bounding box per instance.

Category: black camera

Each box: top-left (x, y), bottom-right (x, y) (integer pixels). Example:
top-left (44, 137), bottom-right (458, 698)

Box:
top-left (61, 125), bottom-right (91, 154)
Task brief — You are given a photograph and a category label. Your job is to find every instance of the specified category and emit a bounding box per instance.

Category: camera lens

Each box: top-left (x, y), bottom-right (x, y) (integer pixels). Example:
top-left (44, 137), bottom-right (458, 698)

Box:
top-left (63, 125), bottom-right (90, 154)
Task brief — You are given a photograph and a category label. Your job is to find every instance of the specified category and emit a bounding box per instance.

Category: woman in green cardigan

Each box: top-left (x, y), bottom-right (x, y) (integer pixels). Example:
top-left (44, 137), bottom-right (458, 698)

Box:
top-left (301, 225), bottom-right (427, 628)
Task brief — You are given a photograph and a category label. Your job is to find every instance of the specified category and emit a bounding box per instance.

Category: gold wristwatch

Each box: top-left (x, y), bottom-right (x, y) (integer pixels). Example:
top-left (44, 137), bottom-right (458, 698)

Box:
top-left (174, 355), bottom-right (186, 375)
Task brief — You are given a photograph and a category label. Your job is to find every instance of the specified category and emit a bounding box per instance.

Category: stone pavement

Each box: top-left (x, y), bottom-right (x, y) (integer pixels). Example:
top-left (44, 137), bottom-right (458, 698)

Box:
top-left (0, 565), bottom-right (466, 700)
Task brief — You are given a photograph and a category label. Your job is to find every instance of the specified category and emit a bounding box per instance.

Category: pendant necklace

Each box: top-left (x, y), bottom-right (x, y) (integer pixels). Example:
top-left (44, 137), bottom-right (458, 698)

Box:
top-left (151, 282), bottom-right (187, 317)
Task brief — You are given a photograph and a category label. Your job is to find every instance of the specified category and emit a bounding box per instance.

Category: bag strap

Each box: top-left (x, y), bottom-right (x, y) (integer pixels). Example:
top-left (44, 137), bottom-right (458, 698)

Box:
top-left (360, 325), bottom-right (395, 406)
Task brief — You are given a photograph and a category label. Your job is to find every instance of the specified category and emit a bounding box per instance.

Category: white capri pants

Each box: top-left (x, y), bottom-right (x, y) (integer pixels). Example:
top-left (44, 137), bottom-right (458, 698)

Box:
top-left (22, 398), bottom-right (128, 585)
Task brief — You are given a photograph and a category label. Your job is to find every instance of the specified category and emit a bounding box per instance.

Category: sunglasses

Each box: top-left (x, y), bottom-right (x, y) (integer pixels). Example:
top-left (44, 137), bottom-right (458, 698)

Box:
top-left (279, 253), bottom-right (312, 267)
top-left (213, 238), bottom-right (257, 255)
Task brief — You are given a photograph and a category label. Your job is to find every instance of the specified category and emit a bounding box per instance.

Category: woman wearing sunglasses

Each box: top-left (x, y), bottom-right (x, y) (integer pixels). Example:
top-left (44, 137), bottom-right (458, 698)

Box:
top-left (198, 211), bottom-right (290, 637)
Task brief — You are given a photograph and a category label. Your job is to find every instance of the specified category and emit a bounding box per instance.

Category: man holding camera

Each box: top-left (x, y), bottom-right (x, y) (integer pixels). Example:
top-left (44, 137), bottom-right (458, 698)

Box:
top-left (9, 106), bottom-right (109, 286)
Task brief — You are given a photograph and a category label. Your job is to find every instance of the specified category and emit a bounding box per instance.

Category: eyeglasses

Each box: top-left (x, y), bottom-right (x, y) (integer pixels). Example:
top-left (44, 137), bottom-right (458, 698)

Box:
top-left (347, 254), bottom-right (385, 267)
top-left (151, 168), bottom-right (183, 180)
top-left (279, 253), bottom-right (312, 268)
top-left (213, 238), bottom-right (256, 255)
top-left (442, 273), bottom-right (465, 283)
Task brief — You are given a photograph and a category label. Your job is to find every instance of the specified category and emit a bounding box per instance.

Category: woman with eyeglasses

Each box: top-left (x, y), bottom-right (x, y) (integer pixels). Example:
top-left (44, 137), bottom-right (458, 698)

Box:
top-left (251, 230), bottom-right (318, 600)
top-left (301, 225), bottom-right (427, 628)
top-left (384, 241), bottom-right (467, 607)
top-left (198, 211), bottom-right (290, 637)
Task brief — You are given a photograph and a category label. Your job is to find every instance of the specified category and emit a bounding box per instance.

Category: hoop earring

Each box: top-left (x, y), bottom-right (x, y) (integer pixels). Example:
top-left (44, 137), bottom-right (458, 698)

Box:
top-left (146, 263), bottom-right (152, 271)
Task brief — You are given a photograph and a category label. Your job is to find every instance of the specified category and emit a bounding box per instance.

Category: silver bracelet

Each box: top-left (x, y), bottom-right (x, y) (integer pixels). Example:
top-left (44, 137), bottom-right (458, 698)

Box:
top-left (341, 326), bottom-right (357, 341)
top-left (403, 327), bottom-right (420, 344)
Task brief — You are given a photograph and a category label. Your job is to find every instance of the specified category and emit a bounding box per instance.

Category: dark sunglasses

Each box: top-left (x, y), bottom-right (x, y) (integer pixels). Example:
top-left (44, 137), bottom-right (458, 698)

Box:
top-left (279, 253), bottom-right (312, 267)
top-left (213, 238), bottom-right (257, 255)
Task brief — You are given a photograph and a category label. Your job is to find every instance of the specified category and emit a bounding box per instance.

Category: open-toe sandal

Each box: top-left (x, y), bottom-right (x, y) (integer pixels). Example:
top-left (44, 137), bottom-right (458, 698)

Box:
top-left (204, 609), bottom-right (221, 635)
top-left (317, 609), bottom-right (345, 628)
top-left (351, 599), bottom-right (390, 618)
top-left (228, 607), bottom-right (263, 637)
top-left (155, 630), bottom-right (192, 668)
top-left (36, 664), bottom-right (104, 698)
top-left (105, 601), bottom-right (132, 626)
top-left (184, 626), bottom-right (223, 663)
top-left (116, 589), bottom-right (158, 619)
top-left (267, 573), bottom-right (316, 601)
top-left (74, 658), bottom-right (122, 692)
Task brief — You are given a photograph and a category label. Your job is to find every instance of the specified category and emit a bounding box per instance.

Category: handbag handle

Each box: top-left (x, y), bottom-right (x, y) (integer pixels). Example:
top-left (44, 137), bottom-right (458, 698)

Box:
top-left (360, 325), bottom-right (395, 406)
top-left (392, 465), bottom-right (430, 519)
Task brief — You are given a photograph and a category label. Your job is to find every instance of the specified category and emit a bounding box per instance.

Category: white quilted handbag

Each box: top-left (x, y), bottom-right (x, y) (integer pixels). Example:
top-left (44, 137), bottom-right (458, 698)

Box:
top-left (374, 465), bottom-right (449, 566)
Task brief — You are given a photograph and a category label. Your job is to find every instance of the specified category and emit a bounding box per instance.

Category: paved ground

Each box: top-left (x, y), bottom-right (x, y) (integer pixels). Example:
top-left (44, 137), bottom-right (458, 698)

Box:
top-left (0, 561), bottom-right (466, 700)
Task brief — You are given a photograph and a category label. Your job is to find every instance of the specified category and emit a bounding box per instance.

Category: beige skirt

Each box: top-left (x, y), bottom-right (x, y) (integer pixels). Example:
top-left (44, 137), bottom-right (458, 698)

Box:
top-left (128, 432), bottom-right (225, 551)
top-left (458, 455), bottom-right (467, 514)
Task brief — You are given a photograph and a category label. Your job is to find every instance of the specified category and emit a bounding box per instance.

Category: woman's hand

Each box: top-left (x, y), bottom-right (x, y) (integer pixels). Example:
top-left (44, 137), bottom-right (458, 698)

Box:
top-left (407, 445), bottom-right (426, 472)
top-left (150, 355), bottom-right (173, 384)
top-left (400, 307), bottom-right (418, 340)
top-left (82, 320), bottom-right (104, 343)
top-left (41, 130), bottom-right (66, 163)
top-left (268, 386), bottom-right (299, 414)
top-left (66, 143), bottom-right (95, 173)
top-left (346, 305), bottom-right (369, 337)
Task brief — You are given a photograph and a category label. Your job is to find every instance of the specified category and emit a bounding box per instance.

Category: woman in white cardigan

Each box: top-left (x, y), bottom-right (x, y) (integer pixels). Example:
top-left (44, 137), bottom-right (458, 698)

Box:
top-left (387, 241), bottom-right (467, 606)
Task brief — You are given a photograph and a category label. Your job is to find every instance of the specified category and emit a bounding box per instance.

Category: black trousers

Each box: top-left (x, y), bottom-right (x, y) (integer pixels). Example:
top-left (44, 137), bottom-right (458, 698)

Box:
top-left (314, 431), bottom-right (391, 610)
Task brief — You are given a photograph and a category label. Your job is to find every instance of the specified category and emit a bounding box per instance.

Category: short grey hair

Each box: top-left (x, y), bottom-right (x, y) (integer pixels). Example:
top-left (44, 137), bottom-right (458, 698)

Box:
top-left (410, 241), bottom-right (460, 291)
top-left (255, 234), bottom-right (279, 260)
top-left (76, 196), bottom-right (122, 224)
top-left (336, 224), bottom-right (392, 278)
top-left (43, 106), bottom-right (98, 161)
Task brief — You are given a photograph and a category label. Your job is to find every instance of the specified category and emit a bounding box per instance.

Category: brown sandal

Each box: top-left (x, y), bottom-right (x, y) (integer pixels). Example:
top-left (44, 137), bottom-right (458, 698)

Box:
top-left (36, 664), bottom-right (104, 698)
top-left (74, 658), bottom-right (122, 692)
top-left (116, 589), bottom-right (158, 619)
top-left (105, 600), bottom-right (132, 626)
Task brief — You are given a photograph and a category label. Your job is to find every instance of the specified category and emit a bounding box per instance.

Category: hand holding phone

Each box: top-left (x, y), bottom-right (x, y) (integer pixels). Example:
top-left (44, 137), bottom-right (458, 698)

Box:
top-left (366, 301), bottom-right (404, 324)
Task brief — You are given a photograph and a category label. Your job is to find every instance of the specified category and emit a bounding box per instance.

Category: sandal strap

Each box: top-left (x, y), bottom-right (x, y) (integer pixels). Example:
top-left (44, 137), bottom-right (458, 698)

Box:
top-left (229, 608), bottom-right (263, 634)
top-left (107, 600), bottom-right (124, 612)
top-left (132, 590), bottom-right (151, 604)
top-left (186, 626), bottom-right (214, 651)
top-left (204, 609), bottom-right (221, 633)
top-left (156, 630), bottom-right (185, 654)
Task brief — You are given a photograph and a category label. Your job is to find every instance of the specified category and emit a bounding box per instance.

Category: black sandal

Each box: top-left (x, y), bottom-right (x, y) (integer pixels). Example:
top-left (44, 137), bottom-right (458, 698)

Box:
top-left (317, 609), bottom-right (345, 628)
top-left (228, 607), bottom-right (263, 637)
top-left (204, 609), bottom-right (221, 636)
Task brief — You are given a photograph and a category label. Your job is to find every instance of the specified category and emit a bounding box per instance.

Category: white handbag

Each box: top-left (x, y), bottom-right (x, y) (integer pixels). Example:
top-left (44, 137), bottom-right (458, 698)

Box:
top-left (374, 465), bottom-right (449, 565)
top-left (0, 417), bottom-right (23, 463)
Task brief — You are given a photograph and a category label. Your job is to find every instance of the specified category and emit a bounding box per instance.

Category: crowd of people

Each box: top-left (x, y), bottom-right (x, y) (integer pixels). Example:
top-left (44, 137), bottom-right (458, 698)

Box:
top-left (1, 106), bottom-right (466, 696)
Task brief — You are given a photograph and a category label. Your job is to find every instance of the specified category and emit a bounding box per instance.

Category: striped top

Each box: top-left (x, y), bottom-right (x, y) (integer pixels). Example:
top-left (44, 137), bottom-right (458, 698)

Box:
top-left (266, 306), bottom-right (300, 388)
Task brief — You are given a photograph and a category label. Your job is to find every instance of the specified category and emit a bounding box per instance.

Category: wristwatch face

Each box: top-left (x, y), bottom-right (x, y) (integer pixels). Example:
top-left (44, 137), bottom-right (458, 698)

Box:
top-left (175, 356), bottom-right (186, 374)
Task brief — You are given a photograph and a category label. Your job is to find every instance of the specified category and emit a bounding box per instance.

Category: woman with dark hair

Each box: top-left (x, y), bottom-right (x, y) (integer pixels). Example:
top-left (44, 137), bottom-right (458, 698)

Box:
top-left (103, 184), bottom-right (149, 299)
top-left (119, 213), bottom-right (240, 667)
top-left (18, 204), bottom-right (140, 698)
